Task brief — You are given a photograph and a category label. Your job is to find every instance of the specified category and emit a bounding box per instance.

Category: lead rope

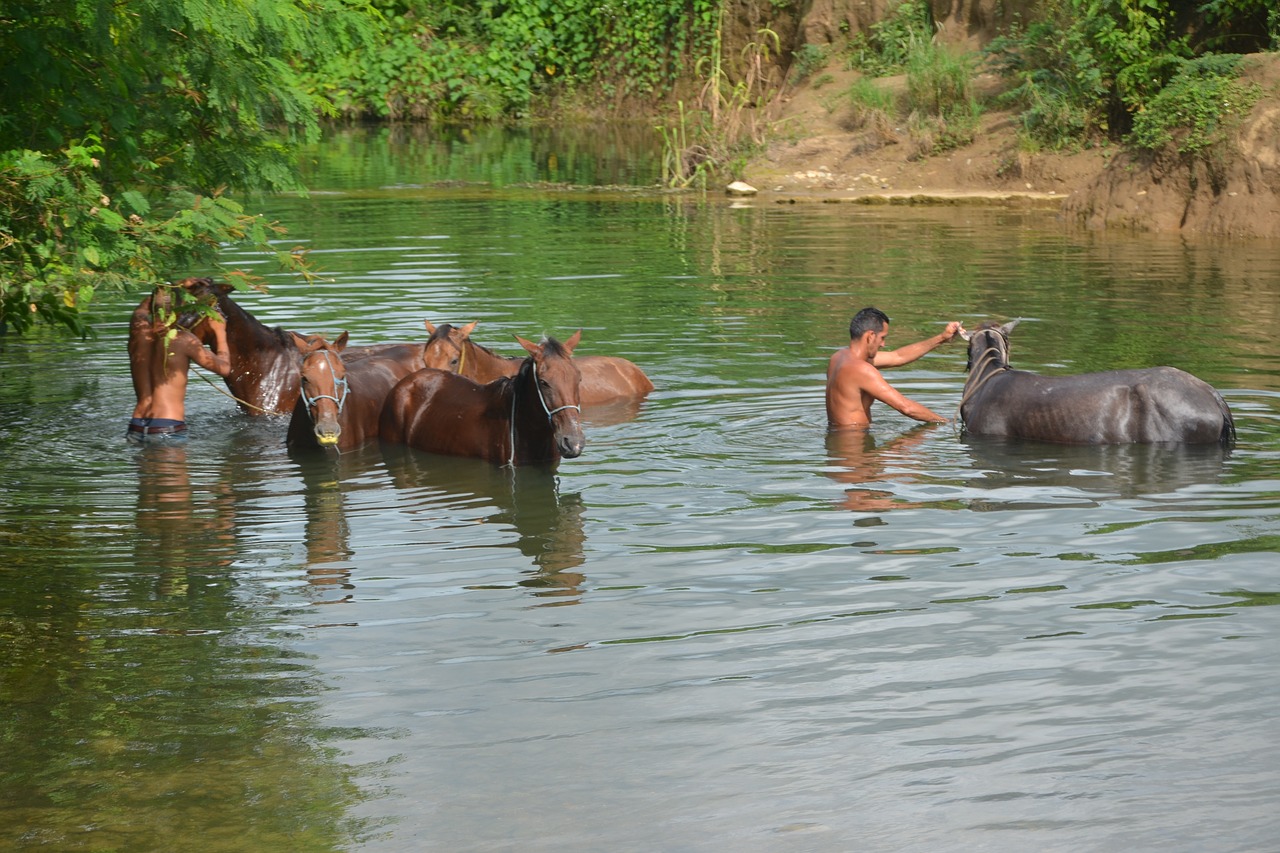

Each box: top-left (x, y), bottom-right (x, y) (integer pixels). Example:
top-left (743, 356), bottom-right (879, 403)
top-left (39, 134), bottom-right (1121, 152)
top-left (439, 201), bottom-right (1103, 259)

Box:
top-left (507, 362), bottom-right (582, 467)
top-left (192, 369), bottom-right (270, 413)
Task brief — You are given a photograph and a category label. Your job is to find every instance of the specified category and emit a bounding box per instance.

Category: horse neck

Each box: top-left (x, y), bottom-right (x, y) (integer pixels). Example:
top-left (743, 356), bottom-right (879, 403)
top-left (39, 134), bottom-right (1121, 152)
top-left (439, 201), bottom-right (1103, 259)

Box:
top-left (506, 360), bottom-right (556, 463)
top-left (219, 296), bottom-right (295, 361)
top-left (464, 339), bottom-right (521, 382)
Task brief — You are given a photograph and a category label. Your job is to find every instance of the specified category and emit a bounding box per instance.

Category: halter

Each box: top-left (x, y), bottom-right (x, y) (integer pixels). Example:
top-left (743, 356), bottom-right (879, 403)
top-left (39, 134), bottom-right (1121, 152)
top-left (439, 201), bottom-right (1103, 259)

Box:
top-left (300, 349), bottom-right (349, 415)
top-left (507, 360), bottom-right (581, 466)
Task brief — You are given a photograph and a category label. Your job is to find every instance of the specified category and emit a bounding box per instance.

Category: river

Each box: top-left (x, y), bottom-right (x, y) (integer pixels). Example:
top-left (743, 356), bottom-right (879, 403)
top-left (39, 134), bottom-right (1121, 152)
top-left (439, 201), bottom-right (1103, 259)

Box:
top-left (2, 123), bottom-right (1279, 852)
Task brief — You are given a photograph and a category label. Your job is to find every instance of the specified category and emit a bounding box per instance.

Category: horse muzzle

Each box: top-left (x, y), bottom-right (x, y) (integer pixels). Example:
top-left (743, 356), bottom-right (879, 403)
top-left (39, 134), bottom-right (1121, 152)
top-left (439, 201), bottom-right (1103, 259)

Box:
top-left (558, 432), bottom-right (585, 459)
top-left (314, 427), bottom-right (341, 447)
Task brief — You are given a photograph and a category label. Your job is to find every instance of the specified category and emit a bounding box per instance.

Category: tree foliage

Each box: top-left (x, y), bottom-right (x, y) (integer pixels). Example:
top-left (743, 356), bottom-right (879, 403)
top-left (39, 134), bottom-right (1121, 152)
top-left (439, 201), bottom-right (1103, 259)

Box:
top-left (302, 0), bottom-right (719, 121)
top-left (0, 0), bottom-right (377, 334)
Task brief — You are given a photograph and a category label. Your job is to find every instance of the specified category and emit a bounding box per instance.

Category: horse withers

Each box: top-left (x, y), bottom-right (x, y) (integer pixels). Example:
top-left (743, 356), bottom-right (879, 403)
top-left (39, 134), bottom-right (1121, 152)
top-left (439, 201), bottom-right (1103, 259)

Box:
top-left (960, 320), bottom-right (1235, 445)
top-left (287, 332), bottom-right (425, 452)
top-left (422, 321), bottom-right (653, 406)
top-left (380, 332), bottom-right (585, 467)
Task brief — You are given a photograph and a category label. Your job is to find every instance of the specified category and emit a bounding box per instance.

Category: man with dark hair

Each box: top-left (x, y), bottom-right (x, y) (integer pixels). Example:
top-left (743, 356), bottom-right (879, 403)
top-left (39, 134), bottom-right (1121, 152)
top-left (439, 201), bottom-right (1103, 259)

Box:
top-left (826, 306), bottom-right (963, 429)
top-left (127, 278), bottom-right (232, 443)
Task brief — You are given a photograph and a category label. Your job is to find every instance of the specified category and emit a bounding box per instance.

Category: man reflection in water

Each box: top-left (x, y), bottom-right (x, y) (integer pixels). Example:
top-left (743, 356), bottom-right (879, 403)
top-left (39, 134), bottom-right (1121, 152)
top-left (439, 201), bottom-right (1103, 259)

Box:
top-left (826, 426), bottom-right (933, 512)
top-left (127, 278), bottom-right (231, 444)
top-left (826, 307), bottom-right (962, 429)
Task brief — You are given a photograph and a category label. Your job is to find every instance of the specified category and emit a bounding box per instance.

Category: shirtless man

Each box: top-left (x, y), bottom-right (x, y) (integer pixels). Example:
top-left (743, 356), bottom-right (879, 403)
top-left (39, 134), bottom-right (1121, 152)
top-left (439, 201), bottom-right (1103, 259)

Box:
top-left (127, 278), bottom-right (232, 443)
top-left (825, 306), bottom-right (963, 429)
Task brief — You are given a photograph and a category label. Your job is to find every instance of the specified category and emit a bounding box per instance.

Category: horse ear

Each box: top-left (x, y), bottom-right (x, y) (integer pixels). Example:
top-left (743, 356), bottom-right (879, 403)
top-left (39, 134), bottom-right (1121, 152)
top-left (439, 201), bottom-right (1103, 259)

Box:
top-left (459, 321), bottom-right (477, 338)
top-left (514, 334), bottom-right (538, 356)
top-left (1001, 319), bottom-right (1021, 336)
top-left (289, 331), bottom-right (310, 351)
top-left (424, 320), bottom-right (436, 335)
top-left (959, 328), bottom-right (972, 341)
top-left (563, 328), bottom-right (582, 353)
top-left (334, 331), bottom-right (349, 351)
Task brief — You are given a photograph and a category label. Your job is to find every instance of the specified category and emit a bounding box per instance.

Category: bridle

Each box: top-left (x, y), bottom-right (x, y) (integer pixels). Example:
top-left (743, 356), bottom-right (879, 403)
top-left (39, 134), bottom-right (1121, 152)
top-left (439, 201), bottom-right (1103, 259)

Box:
top-left (507, 360), bottom-right (581, 466)
top-left (300, 349), bottom-right (349, 416)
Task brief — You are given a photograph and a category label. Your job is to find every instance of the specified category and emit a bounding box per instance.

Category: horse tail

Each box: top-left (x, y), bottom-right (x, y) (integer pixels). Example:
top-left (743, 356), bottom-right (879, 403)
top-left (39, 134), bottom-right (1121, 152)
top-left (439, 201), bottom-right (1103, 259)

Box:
top-left (1214, 389), bottom-right (1236, 445)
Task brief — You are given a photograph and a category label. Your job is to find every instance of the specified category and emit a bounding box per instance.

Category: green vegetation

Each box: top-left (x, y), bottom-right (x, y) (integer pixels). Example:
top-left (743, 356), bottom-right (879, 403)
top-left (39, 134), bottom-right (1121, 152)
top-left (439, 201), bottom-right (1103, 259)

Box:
top-left (1127, 54), bottom-right (1263, 155)
top-left (830, 2), bottom-right (980, 157)
top-left (303, 0), bottom-right (720, 121)
top-left (1, 0), bottom-right (376, 335)
top-left (985, 0), bottom-right (1277, 152)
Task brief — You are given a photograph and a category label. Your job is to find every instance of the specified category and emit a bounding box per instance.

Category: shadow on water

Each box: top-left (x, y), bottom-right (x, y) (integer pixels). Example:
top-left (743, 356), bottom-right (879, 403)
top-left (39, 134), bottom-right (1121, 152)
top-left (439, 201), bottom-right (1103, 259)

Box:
top-left (378, 445), bottom-right (588, 603)
top-left (961, 434), bottom-right (1231, 507)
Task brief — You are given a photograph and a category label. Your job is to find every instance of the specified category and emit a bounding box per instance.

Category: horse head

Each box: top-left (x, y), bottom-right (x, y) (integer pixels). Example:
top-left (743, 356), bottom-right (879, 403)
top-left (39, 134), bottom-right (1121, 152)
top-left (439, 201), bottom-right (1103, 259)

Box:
top-left (514, 330), bottom-right (585, 460)
top-left (422, 320), bottom-right (478, 375)
top-left (292, 331), bottom-right (350, 447)
top-left (961, 319), bottom-right (1018, 373)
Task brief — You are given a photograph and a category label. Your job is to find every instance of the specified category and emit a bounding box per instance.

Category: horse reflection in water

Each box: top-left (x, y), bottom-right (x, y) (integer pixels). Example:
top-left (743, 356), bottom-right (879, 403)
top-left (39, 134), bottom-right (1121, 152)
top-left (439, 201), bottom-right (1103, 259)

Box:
top-left (289, 446), bottom-right (393, 607)
top-left (962, 435), bottom-right (1231, 505)
top-left (381, 446), bottom-right (588, 602)
top-left (825, 426), bottom-right (937, 513)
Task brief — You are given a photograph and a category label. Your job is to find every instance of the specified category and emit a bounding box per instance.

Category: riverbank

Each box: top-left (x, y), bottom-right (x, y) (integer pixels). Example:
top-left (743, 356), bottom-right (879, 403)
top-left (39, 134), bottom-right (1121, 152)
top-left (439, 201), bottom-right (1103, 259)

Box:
top-left (737, 55), bottom-right (1280, 238)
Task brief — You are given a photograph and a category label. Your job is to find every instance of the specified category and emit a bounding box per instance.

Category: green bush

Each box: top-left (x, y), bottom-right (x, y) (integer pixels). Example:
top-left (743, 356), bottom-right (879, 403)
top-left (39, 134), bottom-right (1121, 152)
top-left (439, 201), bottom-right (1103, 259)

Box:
top-left (844, 0), bottom-right (933, 76)
top-left (1127, 54), bottom-right (1261, 155)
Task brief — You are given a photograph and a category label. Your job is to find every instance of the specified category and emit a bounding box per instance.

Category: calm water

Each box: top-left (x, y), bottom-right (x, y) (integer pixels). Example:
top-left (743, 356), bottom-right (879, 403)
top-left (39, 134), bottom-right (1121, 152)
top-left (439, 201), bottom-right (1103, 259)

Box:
top-left (3, 125), bottom-right (1280, 852)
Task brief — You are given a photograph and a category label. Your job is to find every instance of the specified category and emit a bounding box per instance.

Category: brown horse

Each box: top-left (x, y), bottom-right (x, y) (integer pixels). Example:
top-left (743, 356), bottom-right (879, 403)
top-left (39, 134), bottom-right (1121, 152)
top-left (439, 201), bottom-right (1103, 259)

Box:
top-left (421, 321), bottom-right (653, 406)
top-left (201, 281), bottom-right (420, 416)
top-left (960, 320), bottom-right (1236, 445)
top-left (286, 332), bottom-right (426, 452)
top-left (380, 332), bottom-right (585, 466)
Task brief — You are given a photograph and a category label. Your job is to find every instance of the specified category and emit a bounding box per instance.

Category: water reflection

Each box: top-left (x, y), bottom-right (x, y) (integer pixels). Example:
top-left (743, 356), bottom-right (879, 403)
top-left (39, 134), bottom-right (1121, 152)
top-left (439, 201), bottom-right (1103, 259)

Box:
top-left (290, 446), bottom-right (386, 606)
top-left (962, 435), bottom-right (1231, 500)
top-left (132, 442), bottom-right (237, 596)
top-left (824, 425), bottom-right (936, 513)
top-left (380, 446), bottom-right (587, 602)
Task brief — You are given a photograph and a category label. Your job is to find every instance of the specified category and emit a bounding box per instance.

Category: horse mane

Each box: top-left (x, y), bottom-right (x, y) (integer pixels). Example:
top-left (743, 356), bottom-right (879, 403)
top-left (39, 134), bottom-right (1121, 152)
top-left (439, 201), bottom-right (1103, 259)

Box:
top-left (966, 322), bottom-right (1011, 373)
top-left (537, 336), bottom-right (570, 359)
top-left (216, 291), bottom-right (297, 350)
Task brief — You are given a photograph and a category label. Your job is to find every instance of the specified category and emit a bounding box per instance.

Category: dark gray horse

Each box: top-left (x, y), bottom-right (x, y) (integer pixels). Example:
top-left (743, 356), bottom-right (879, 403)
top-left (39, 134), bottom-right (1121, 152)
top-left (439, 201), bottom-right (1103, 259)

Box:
top-left (960, 320), bottom-right (1235, 445)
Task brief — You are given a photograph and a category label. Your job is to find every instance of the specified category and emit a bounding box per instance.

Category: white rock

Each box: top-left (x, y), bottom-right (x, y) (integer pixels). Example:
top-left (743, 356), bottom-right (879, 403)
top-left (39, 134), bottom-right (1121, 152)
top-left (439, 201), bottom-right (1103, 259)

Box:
top-left (726, 181), bottom-right (758, 196)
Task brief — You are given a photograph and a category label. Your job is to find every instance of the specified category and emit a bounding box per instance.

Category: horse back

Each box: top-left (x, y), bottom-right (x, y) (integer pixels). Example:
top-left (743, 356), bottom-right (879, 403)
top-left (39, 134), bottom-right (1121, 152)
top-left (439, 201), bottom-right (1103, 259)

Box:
top-left (964, 366), bottom-right (1233, 444)
top-left (380, 369), bottom-right (507, 461)
top-left (576, 355), bottom-right (654, 405)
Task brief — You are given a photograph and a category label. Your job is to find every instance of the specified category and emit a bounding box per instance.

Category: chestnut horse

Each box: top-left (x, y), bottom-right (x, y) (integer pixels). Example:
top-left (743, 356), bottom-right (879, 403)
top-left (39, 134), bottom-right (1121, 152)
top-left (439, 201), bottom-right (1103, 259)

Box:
top-left (960, 320), bottom-right (1236, 444)
top-left (421, 321), bottom-right (653, 405)
top-left (200, 281), bottom-right (420, 416)
top-left (380, 332), bottom-right (585, 466)
top-left (286, 332), bottom-right (426, 452)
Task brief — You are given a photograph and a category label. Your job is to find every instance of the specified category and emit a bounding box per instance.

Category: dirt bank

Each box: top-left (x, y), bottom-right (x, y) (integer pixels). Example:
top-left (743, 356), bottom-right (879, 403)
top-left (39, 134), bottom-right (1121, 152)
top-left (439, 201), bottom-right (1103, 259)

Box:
top-left (739, 54), bottom-right (1280, 239)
